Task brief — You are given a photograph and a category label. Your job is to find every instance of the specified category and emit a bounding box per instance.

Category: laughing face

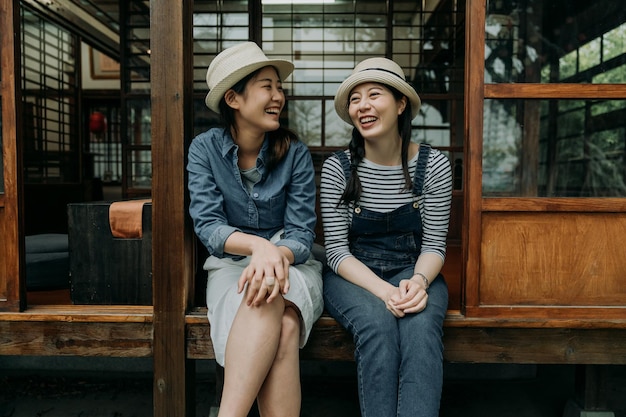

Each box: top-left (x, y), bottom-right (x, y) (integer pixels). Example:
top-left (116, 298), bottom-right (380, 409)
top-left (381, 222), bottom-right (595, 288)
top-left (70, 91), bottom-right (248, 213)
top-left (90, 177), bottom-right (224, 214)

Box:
top-left (229, 66), bottom-right (285, 134)
top-left (348, 82), bottom-right (407, 142)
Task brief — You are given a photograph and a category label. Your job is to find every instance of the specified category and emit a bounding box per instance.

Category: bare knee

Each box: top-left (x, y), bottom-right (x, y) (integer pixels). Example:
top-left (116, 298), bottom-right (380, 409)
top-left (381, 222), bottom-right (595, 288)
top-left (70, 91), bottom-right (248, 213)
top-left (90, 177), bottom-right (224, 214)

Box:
top-left (275, 307), bottom-right (300, 361)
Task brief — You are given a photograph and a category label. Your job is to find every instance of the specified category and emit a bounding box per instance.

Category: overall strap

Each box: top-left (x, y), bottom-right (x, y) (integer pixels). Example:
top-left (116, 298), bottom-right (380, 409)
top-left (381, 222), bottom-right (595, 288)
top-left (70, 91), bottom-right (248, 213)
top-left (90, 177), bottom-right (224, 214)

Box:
top-left (412, 143), bottom-right (431, 196)
top-left (335, 150), bottom-right (352, 182)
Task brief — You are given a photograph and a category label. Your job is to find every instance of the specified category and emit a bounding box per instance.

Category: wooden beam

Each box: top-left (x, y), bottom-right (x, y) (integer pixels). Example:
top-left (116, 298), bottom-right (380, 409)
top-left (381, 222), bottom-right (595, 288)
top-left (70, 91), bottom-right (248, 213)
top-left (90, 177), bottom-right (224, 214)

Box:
top-left (463, 0), bottom-right (486, 310)
top-left (187, 322), bottom-right (626, 365)
top-left (150, 0), bottom-right (195, 416)
top-left (0, 0), bottom-right (25, 312)
top-left (0, 321), bottom-right (152, 357)
top-left (485, 83), bottom-right (626, 99)
top-left (21, 0), bottom-right (120, 59)
top-left (443, 327), bottom-right (626, 364)
top-left (186, 311), bottom-right (626, 364)
top-left (0, 306), bottom-right (153, 356)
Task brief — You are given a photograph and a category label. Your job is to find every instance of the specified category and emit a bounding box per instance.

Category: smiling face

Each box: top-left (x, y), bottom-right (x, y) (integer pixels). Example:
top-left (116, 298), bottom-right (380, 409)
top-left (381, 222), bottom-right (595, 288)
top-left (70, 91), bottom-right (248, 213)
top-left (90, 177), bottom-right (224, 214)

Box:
top-left (226, 65), bottom-right (285, 134)
top-left (348, 82), bottom-right (407, 142)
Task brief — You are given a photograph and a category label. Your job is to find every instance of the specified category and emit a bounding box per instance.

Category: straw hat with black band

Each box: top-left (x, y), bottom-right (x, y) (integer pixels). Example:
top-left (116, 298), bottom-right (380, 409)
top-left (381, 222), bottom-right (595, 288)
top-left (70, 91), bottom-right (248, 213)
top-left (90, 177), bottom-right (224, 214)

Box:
top-left (205, 42), bottom-right (294, 114)
top-left (334, 57), bottom-right (421, 125)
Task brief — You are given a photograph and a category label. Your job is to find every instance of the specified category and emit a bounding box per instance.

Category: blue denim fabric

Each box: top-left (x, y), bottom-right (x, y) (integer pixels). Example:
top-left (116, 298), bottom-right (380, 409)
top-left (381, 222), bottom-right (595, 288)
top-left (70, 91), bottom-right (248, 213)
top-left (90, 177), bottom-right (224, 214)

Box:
top-left (349, 203), bottom-right (423, 277)
top-left (187, 127), bottom-right (317, 265)
top-left (323, 268), bottom-right (447, 417)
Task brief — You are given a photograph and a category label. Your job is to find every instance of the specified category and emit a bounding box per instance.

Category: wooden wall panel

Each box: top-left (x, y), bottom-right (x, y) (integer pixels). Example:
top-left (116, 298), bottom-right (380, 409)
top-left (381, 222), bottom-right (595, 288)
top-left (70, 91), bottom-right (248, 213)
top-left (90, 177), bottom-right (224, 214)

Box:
top-left (480, 212), bottom-right (626, 306)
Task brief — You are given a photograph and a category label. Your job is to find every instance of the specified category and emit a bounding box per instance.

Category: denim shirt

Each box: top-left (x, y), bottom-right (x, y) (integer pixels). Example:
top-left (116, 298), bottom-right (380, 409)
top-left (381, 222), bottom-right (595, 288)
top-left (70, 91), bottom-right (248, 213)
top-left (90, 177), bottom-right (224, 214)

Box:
top-left (187, 127), bottom-right (317, 265)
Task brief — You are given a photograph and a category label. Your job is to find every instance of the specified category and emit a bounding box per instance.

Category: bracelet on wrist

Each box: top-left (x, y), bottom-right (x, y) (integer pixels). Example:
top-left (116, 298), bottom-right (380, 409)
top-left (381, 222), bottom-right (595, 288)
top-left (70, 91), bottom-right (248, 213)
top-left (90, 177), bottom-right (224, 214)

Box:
top-left (412, 272), bottom-right (429, 290)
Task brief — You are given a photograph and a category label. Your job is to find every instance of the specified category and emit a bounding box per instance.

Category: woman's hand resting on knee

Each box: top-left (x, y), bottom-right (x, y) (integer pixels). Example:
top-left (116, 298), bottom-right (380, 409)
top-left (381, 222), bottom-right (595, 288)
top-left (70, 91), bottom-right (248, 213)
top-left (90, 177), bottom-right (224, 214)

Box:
top-left (238, 238), bottom-right (291, 306)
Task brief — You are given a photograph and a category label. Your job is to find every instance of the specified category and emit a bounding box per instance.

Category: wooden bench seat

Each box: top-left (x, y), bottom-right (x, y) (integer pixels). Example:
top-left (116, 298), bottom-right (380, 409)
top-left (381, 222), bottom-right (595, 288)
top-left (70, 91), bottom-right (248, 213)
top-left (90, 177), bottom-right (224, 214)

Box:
top-left (184, 307), bottom-right (626, 365)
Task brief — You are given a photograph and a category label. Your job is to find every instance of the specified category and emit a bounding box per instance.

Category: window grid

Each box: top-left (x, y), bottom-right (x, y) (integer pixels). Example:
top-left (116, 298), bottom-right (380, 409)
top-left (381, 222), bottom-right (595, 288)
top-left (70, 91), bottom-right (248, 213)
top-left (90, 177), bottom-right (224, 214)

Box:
top-left (21, 7), bottom-right (79, 183)
top-left (87, 101), bottom-right (122, 184)
top-left (122, 1), bottom-right (152, 197)
top-left (189, 1), bottom-right (465, 151)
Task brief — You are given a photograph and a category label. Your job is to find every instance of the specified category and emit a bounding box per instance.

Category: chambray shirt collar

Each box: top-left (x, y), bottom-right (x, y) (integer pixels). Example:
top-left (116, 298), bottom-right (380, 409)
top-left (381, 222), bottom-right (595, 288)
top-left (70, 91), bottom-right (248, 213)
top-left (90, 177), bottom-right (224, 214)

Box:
top-left (218, 127), bottom-right (269, 170)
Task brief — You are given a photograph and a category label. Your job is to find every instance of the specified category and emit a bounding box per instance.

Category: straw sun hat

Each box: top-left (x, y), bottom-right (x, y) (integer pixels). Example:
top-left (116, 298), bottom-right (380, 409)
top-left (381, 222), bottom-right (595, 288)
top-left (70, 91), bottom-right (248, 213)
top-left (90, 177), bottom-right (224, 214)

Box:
top-left (205, 42), bottom-right (294, 113)
top-left (334, 57), bottom-right (421, 125)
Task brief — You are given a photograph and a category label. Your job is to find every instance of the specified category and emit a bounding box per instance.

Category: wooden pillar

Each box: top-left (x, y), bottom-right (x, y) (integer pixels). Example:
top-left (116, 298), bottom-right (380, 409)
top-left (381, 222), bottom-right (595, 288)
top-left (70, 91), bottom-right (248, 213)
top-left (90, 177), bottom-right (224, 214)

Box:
top-left (0, 0), bottom-right (25, 312)
top-left (463, 0), bottom-right (485, 309)
top-left (150, 1), bottom-right (195, 416)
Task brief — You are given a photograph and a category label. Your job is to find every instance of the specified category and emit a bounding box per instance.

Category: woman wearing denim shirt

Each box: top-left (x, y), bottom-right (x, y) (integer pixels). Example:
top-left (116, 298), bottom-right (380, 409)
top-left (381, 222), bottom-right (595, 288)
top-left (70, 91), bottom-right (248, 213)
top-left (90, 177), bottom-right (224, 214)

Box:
top-left (187, 42), bottom-right (323, 417)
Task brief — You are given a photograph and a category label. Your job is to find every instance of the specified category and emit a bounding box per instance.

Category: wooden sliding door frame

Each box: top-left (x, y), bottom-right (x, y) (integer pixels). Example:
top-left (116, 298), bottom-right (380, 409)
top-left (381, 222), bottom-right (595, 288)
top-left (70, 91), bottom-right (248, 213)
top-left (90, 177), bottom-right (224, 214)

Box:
top-left (0, 0), bottom-right (25, 312)
top-left (463, 1), bottom-right (626, 320)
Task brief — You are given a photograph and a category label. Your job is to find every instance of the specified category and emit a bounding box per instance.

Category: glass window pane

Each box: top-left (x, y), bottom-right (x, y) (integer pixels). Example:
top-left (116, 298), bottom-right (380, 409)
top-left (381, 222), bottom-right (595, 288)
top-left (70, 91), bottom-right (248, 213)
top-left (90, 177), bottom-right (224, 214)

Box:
top-left (485, 0), bottom-right (626, 84)
top-left (192, 99), bottom-right (217, 138)
top-left (191, 0), bottom-right (464, 159)
top-left (483, 99), bottom-right (626, 197)
top-left (127, 99), bottom-right (151, 146)
top-left (128, 150), bottom-right (152, 190)
top-left (324, 99), bottom-right (351, 147)
top-left (412, 101), bottom-right (451, 147)
top-left (21, 9), bottom-right (79, 184)
top-left (126, 6), bottom-right (151, 94)
top-left (220, 1), bottom-right (247, 12)
top-left (287, 100), bottom-right (322, 147)
top-left (192, 3), bottom-right (250, 95)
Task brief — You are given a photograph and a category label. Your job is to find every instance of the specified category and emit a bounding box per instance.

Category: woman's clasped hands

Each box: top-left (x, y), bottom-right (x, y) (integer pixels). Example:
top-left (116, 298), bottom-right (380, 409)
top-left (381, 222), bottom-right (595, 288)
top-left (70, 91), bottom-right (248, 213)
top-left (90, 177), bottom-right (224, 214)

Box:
top-left (237, 239), bottom-right (291, 306)
top-left (384, 278), bottom-right (429, 318)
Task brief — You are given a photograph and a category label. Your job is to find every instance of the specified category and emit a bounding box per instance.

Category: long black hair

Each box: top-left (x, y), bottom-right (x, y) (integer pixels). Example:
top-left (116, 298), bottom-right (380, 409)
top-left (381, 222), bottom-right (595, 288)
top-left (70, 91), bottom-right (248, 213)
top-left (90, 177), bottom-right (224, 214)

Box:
top-left (217, 67), bottom-right (297, 172)
top-left (339, 84), bottom-right (414, 206)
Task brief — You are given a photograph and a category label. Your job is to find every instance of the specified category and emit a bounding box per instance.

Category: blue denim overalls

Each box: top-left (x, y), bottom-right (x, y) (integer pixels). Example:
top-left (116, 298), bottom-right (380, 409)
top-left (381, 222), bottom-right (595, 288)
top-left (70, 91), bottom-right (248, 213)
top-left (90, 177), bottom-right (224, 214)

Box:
top-left (337, 145), bottom-right (430, 280)
top-left (323, 144), bottom-right (448, 417)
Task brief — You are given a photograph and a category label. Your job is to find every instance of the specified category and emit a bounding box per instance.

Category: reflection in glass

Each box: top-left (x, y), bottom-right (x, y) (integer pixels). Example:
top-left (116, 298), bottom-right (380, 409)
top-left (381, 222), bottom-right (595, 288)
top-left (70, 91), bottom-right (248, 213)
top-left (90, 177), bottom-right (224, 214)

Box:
top-left (412, 101), bottom-right (451, 147)
top-left (485, 0), bottom-right (626, 84)
top-left (483, 99), bottom-right (626, 197)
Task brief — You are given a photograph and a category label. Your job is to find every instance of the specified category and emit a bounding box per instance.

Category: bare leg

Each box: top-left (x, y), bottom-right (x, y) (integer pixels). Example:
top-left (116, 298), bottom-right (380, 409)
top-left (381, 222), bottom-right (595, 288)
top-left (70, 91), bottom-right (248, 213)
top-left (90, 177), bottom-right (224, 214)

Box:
top-left (256, 306), bottom-right (301, 417)
top-left (217, 295), bottom-right (285, 417)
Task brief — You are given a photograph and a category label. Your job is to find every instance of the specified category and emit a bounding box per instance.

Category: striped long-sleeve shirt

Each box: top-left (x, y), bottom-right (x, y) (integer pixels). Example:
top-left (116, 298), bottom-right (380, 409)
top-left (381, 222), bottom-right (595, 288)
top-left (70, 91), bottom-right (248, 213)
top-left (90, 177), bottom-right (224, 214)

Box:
top-left (320, 148), bottom-right (452, 273)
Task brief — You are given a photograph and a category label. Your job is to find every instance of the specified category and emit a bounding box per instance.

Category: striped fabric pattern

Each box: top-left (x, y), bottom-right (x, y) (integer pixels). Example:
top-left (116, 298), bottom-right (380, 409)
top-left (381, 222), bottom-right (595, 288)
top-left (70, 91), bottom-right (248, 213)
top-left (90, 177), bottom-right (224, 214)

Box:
top-left (320, 148), bottom-right (452, 273)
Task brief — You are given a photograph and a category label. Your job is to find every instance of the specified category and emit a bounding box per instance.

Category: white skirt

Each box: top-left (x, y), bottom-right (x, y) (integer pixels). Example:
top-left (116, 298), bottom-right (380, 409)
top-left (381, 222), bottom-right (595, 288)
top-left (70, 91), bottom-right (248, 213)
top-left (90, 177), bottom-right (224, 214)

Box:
top-left (203, 236), bottom-right (324, 366)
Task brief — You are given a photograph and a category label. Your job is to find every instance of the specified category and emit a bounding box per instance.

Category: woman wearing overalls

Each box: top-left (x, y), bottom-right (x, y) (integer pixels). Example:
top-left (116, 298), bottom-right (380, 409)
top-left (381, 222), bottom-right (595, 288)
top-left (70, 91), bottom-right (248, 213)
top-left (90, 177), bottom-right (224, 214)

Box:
top-left (320, 57), bottom-right (452, 417)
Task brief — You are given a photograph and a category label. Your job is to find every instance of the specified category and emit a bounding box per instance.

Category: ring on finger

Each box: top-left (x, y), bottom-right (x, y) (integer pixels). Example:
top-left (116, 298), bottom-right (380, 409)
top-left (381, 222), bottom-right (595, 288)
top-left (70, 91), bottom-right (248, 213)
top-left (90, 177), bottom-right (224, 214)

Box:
top-left (265, 276), bottom-right (275, 287)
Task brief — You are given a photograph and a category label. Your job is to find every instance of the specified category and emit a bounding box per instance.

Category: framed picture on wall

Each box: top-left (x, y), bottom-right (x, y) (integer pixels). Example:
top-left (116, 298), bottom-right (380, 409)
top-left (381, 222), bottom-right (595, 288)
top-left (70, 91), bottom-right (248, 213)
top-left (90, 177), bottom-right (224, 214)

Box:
top-left (90, 48), bottom-right (120, 79)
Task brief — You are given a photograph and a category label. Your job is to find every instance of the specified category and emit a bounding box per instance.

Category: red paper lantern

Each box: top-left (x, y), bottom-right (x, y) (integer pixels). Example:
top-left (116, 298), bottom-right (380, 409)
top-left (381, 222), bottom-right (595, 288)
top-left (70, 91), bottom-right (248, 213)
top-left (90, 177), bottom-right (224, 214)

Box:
top-left (89, 111), bottom-right (107, 134)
